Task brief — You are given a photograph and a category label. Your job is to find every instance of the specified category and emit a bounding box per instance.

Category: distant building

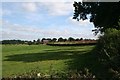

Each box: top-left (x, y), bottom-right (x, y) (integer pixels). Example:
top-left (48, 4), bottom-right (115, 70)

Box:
top-left (43, 40), bottom-right (50, 44)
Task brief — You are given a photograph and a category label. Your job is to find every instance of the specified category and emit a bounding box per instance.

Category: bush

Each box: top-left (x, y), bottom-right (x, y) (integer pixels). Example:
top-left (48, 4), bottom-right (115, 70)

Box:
top-left (97, 28), bottom-right (120, 60)
top-left (96, 28), bottom-right (120, 78)
top-left (2, 68), bottom-right (97, 80)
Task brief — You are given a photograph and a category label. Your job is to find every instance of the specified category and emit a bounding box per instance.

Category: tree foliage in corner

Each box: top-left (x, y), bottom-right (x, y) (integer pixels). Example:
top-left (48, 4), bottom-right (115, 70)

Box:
top-left (73, 1), bottom-right (120, 34)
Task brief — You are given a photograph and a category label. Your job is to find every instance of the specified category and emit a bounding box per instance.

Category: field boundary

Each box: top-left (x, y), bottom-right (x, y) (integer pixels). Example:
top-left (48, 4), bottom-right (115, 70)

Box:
top-left (47, 43), bottom-right (96, 46)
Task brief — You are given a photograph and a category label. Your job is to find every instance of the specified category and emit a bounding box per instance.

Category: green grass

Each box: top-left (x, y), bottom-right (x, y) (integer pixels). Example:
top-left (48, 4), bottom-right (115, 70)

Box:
top-left (3, 44), bottom-right (105, 78)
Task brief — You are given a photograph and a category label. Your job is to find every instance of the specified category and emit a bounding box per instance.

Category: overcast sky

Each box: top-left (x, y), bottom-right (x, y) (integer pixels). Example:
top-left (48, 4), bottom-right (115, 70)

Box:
top-left (1, 1), bottom-right (98, 40)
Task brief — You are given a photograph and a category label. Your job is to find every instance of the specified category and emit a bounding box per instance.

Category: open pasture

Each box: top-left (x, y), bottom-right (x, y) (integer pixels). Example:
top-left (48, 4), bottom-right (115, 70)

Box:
top-left (2, 45), bottom-right (99, 77)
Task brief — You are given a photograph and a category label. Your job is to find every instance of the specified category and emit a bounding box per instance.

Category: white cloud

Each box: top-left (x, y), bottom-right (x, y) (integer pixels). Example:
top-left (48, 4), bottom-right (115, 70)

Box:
top-left (3, 2), bottom-right (73, 19)
top-left (2, 20), bottom-right (98, 40)
top-left (2, 0), bottom-right (82, 2)
top-left (38, 2), bottom-right (73, 16)
top-left (22, 2), bottom-right (37, 12)
top-left (67, 16), bottom-right (94, 27)
top-left (64, 16), bottom-right (98, 38)
top-left (25, 13), bottom-right (43, 22)
top-left (1, 21), bottom-right (68, 40)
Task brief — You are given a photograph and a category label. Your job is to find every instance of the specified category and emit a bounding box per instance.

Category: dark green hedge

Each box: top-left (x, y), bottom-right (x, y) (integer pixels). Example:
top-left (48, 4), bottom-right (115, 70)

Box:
top-left (47, 43), bottom-right (96, 46)
top-left (96, 28), bottom-right (120, 79)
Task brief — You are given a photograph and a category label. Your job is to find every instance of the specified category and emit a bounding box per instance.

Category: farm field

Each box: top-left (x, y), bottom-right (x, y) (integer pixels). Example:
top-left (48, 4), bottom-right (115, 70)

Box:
top-left (2, 44), bottom-right (104, 78)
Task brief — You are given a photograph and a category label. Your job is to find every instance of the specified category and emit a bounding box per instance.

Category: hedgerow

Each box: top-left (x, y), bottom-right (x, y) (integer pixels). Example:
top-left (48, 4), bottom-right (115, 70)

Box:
top-left (96, 28), bottom-right (120, 79)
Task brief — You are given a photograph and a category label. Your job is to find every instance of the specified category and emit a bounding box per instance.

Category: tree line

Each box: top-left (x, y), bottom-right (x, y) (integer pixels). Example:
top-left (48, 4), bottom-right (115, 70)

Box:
top-left (1, 37), bottom-right (96, 45)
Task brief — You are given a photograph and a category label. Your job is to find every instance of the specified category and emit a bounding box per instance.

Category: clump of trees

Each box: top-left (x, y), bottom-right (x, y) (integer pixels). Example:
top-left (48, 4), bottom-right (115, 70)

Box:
top-left (73, 1), bottom-right (120, 79)
top-left (1, 40), bottom-right (28, 44)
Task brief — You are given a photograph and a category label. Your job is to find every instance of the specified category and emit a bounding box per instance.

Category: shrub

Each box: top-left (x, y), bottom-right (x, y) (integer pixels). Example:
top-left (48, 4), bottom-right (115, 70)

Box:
top-left (97, 28), bottom-right (120, 60)
top-left (96, 28), bottom-right (120, 78)
top-left (2, 68), bottom-right (97, 80)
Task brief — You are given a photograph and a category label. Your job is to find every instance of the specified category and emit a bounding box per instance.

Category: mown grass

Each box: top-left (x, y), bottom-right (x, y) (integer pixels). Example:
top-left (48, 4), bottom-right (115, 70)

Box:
top-left (2, 44), bottom-right (96, 78)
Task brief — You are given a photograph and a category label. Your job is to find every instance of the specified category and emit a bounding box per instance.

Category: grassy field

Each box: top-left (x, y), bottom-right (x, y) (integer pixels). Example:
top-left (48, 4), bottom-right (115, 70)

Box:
top-left (2, 44), bottom-right (109, 78)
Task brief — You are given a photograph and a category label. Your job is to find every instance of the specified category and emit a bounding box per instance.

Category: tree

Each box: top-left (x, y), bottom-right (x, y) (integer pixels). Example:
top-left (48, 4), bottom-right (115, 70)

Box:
top-left (36, 39), bottom-right (40, 44)
top-left (73, 1), bottom-right (120, 78)
top-left (33, 40), bottom-right (36, 44)
top-left (68, 37), bottom-right (75, 41)
top-left (52, 38), bottom-right (57, 42)
top-left (58, 37), bottom-right (64, 42)
top-left (46, 38), bottom-right (52, 42)
top-left (80, 38), bottom-right (83, 41)
top-left (2, 40), bottom-right (25, 44)
top-left (41, 38), bottom-right (46, 42)
top-left (96, 28), bottom-right (120, 78)
top-left (63, 38), bottom-right (67, 42)
top-left (75, 38), bottom-right (79, 41)
top-left (73, 1), bottom-right (120, 34)
top-left (28, 41), bottom-right (32, 45)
